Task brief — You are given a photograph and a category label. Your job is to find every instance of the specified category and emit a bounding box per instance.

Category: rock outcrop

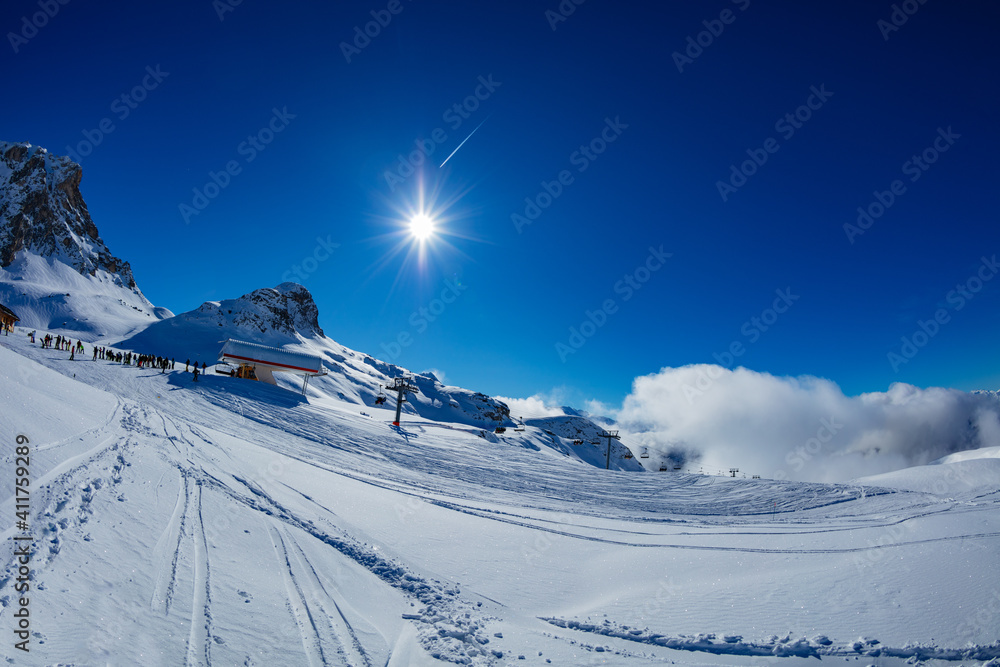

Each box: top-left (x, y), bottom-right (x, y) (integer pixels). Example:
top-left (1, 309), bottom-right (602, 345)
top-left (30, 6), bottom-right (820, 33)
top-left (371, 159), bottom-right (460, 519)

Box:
top-left (0, 141), bottom-right (139, 291)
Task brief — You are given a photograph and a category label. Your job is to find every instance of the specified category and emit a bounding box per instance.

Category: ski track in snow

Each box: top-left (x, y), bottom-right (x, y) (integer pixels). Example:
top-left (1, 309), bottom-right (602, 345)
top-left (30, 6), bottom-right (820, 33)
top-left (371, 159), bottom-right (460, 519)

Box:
top-left (2, 337), bottom-right (999, 665)
top-left (282, 526), bottom-right (373, 666)
top-left (186, 479), bottom-right (214, 667)
top-left (151, 402), bottom-right (498, 664)
top-left (150, 470), bottom-right (188, 615)
top-left (267, 521), bottom-right (330, 667)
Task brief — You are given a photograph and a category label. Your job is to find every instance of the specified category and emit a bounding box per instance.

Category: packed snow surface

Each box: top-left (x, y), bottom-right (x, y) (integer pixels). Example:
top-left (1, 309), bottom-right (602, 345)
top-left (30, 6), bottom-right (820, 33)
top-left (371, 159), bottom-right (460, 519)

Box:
top-left (1, 331), bottom-right (999, 666)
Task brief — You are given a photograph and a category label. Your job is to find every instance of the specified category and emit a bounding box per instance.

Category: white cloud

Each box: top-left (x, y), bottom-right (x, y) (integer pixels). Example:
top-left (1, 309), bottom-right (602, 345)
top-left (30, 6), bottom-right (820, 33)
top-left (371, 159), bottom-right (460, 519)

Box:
top-left (495, 391), bottom-right (569, 420)
top-left (421, 368), bottom-right (448, 385)
top-left (610, 365), bottom-right (1000, 482)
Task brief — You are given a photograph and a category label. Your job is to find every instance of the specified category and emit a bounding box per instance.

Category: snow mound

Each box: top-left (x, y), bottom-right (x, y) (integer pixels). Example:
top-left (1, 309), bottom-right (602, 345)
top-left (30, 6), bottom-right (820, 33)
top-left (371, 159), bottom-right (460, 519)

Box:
top-left (0, 250), bottom-right (165, 341)
top-left (854, 447), bottom-right (1000, 494)
top-left (933, 445), bottom-right (1000, 464)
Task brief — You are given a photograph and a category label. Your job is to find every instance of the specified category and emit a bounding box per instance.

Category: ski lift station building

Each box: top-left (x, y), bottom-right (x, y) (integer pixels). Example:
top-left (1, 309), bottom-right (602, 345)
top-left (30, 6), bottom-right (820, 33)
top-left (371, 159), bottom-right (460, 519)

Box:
top-left (217, 339), bottom-right (326, 394)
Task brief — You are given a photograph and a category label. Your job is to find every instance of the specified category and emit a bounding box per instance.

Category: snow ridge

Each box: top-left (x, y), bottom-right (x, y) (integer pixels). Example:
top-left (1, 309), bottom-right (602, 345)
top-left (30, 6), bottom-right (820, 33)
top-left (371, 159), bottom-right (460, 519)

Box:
top-left (541, 618), bottom-right (1000, 663)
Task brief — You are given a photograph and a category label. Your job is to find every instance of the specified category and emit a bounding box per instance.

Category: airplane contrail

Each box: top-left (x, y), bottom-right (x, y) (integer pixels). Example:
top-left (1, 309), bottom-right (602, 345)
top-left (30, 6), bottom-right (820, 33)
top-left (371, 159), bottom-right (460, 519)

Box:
top-left (439, 116), bottom-right (490, 168)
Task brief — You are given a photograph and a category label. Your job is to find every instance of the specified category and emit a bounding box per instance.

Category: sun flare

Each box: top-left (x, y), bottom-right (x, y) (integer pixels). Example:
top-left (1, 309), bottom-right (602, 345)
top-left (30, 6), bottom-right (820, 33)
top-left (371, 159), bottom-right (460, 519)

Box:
top-left (409, 213), bottom-right (435, 241)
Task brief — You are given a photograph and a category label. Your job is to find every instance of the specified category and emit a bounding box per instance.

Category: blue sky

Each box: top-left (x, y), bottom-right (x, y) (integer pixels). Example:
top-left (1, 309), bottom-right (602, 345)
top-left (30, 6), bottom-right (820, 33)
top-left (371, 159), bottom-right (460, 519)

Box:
top-left (4, 0), bottom-right (998, 407)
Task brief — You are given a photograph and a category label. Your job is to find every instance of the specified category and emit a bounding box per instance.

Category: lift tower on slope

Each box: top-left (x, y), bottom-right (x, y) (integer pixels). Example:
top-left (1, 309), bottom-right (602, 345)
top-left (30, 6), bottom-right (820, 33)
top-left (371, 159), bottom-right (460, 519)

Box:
top-left (598, 430), bottom-right (622, 470)
top-left (388, 376), bottom-right (419, 427)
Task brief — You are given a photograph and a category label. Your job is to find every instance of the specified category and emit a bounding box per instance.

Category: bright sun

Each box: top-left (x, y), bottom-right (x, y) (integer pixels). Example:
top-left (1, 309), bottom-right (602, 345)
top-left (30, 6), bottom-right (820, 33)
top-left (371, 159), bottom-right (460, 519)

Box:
top-left (409, 213), bottom-right (435, 241)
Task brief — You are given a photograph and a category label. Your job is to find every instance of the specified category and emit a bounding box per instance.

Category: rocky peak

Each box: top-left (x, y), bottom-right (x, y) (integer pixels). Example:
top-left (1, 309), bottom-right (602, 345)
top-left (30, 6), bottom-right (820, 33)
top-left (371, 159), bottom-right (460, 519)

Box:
top-left (0, 141), bottom-right (138, 291)
top-left (193, 282), bottom-right (325, 340)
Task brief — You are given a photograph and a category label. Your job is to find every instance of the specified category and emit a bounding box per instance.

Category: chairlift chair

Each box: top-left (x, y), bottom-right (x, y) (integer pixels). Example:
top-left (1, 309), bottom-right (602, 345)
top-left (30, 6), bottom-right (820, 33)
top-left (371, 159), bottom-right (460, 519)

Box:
top-left (495, 426), bottom-right (506, 434)
top-left (215, 362), bottom-right (235, 376)
top-left (375, 384), bottom-right (387, 405)
top-left (572, 439), bottom-right (584, 446)
top-left (640, 447), bottom-right (650, 459)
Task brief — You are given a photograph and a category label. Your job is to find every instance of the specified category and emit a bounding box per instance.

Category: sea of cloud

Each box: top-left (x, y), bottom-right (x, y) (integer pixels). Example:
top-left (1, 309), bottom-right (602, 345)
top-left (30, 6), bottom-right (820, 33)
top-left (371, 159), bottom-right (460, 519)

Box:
top-left (511, 365), bottom-right (1000, 482)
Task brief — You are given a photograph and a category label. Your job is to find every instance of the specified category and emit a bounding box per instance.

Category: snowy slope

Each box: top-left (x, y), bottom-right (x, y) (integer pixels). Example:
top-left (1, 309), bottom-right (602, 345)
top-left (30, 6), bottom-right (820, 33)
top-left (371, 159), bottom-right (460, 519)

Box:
top-left (523, 415), bottom-right (644, 472)
top-left (0, 140), bottom-right (621, 460)
top-left (0, 141), bottom-right (168, 339)
top-left (854, 446), bottom-right (1000, 494)
top-left (117, 283), bottom-right (523, 432)
top-left (2, 332), bottom-right (999, 666)
top-left (0, 250), bottom-right (169, 340)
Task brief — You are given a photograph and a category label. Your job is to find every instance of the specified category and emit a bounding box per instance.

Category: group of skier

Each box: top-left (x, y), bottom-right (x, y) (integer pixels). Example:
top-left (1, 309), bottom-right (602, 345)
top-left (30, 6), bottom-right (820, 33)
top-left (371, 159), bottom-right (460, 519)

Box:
top-left (37, 333), bottom-right (82, 351)
top-left (184, 359), bottom-right (208, 381)
top-left (91, 346), bottom-right (175, 372)
top-left (28, 329), bottom-right (205, 379)
top-left (36, 333), bottom-right (86, 358)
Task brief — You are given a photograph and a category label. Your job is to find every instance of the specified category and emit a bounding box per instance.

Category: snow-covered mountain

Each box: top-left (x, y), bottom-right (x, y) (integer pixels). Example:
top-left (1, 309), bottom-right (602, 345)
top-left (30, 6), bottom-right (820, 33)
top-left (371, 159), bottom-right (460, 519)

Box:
top-left (524, 414), bottom-right (642, 471)
top-left (116, 281), bottom-right (517, 428)
top-left (0, 141), bottom-right (625, 462)
top-left (0, 141), bottom-right (168, 338)
top-left (118, 281), bottom-right (644, 468)
top-left (2, 330), bottom-right (999, 665)
top-left (1, 143), bottom-right (999, 665)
